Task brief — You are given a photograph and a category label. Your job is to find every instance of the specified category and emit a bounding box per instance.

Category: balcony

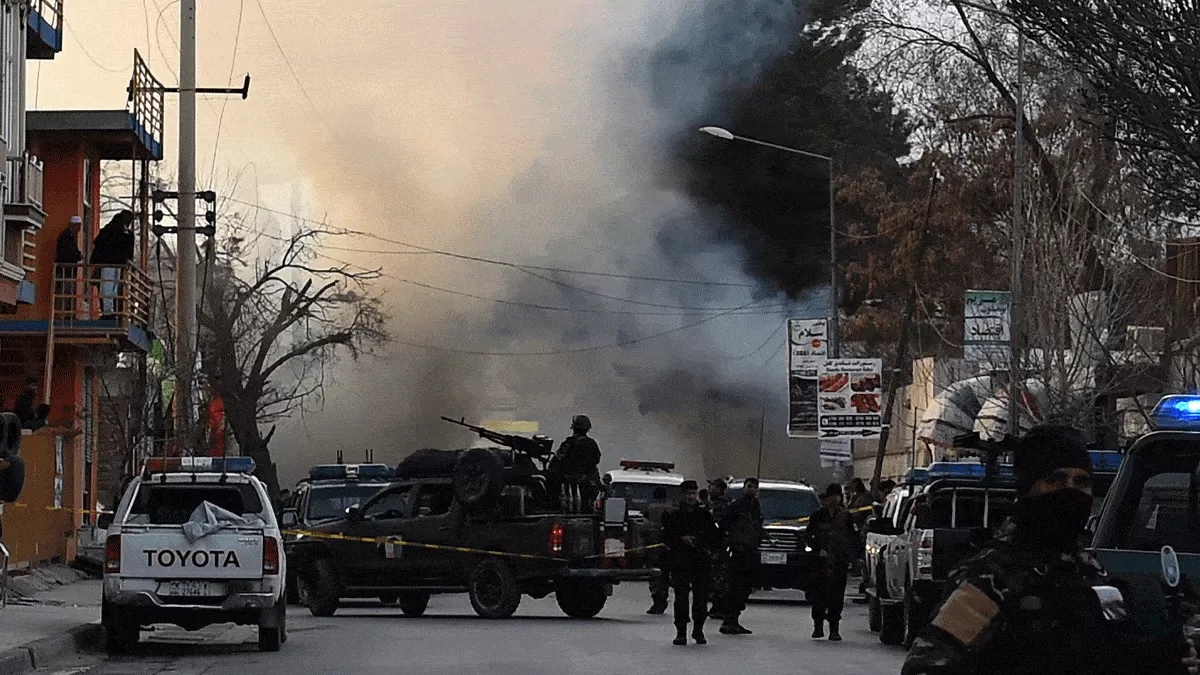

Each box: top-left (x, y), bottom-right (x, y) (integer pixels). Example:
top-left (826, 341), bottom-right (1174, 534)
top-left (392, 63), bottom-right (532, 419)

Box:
top-left (0, 264), bottom-right (153, 351)
top-left (5, 152), bottom-right (45, 226)
top-left (27, 0), bottom-right (63, 60)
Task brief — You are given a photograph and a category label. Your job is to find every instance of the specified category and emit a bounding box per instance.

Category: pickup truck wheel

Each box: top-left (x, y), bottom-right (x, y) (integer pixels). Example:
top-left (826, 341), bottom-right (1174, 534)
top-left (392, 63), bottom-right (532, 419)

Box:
top-left (258, 600), bottom-right (285, 652)
top-left (102, 599), bottom-right (139, 655)
top-left (468, 559), bottom-right (521, 619)
top-left (868, 594), bottom-right (882, 632)
top-left (454, 448), bottom-right (504, 509)
top-left (398, 592), bottom-right (430, 617)
top-left (304, 558), bottom-right (341, 617)
top-left (879, 600), bottom-right (905, 646)
top-left (556, 582), bottom-right (608, 619)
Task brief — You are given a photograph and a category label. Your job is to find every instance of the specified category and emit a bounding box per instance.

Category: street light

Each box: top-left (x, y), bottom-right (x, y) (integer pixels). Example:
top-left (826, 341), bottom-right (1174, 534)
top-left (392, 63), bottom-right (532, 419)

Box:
top-left (697, 126), bottom-right (840, 357)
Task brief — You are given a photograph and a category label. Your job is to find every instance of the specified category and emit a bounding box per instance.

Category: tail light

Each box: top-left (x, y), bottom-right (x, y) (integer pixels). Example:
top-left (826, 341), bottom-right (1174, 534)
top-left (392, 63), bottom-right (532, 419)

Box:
top-left (104, 535), bottom-right (121, 574)
top-left (549, 523), bottom-right (564, 556)
top-left (263, 536), bottom-right (281, 575)
top-left (916, 529), bottom-right (934, 580)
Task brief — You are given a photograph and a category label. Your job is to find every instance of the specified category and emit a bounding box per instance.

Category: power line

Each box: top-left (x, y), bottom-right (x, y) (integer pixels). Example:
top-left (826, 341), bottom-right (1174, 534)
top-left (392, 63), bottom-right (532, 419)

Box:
top-left (64, 18), bottom-right (126, 73)
top-left (254, 0), bottom-right (337, 135)
top-left (208, 0), bottom-right (246, 188)
top-left (223, 196), bottom-right (760, 292)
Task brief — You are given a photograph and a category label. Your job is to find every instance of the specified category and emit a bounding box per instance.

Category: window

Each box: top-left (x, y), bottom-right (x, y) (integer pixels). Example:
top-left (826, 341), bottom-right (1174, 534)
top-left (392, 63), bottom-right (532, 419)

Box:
top-left (305, 484), bottom-right (389, 521)
top-left (608, 482), bottom-right (682, 514)
top-left (414, 484), bottom-right (456, 517)
top-left (727, 487), bottom-right (821, 521)
top-left (126, 483), bottom-right (264, 525)
top-left (362, 486), bottom-right (412, 520)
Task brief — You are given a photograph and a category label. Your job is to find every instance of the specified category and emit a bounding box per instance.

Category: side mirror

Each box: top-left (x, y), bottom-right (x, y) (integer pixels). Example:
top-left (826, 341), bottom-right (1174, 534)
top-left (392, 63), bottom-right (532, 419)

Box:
top-left (345, 506), bottom-right (361, 520)
top-left (96, 512), bottom-right (114, 530)
top-left (1086, 514), bottom-right (1099, 533)
top-left (280, 509), bottom-right (298, 527)
top-left (418, 506), bottom-right (433, 517)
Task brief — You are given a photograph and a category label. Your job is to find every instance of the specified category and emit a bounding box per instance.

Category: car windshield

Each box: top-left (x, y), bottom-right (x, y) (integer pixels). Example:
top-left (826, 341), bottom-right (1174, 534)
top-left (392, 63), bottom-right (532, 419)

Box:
top-left (922, 488), bottom-right (1016, 529)
top-left (307, 484), bottom-right (390, 521)
top-left (729, 487), bottom-right (821, 521)
top-left (1102, 440), bottom-right (1200, 554)
top-left (609, 482), bottom-right (682, 513)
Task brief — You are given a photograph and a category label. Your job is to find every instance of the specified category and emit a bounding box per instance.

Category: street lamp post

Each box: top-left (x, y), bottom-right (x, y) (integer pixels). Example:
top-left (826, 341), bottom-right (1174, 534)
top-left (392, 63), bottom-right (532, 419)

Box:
top-left (699, 126), bottom-right (839, 357)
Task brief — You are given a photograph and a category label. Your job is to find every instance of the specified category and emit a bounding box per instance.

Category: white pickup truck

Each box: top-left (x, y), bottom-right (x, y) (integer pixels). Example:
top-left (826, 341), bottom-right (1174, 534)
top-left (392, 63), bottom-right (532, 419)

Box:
top-left (102, 457), bottom-right (287, 654)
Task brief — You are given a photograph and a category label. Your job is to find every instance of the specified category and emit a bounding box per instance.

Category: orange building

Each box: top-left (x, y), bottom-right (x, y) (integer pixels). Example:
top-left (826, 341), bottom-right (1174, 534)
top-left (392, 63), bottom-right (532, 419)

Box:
top-left (0, 47), bottom-right (163, 567)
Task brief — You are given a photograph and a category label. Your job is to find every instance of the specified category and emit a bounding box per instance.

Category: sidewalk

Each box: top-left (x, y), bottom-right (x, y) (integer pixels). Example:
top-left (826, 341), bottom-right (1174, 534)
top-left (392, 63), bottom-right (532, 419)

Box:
top-left (0, 570), bottom-right (101, 675)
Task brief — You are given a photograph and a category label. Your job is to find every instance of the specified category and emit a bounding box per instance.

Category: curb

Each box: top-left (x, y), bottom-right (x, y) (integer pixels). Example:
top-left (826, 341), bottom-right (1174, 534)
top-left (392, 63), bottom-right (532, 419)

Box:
top-left (0, 623), bottom-right (103, 675)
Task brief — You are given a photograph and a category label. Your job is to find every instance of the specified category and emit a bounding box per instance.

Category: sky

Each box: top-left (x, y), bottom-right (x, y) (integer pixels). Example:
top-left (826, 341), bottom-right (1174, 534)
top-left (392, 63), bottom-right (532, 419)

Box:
top-left (41, 0), bottom-right (830, 487)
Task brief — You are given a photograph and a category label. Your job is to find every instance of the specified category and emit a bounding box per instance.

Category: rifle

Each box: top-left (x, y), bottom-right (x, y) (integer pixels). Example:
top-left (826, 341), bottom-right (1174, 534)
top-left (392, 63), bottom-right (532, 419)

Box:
top-left (440, 417), bottom-right (554, 458)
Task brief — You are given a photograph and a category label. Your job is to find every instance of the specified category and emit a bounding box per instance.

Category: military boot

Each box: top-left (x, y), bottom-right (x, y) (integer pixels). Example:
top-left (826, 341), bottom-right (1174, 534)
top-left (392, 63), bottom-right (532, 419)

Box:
top-left (812, 621), bottom-right (825, 639)
top-left (692, 619), bottom-right (707, 645)
top-left (828, 621), bottom-right (842, 641)
top-left (673, 625), bottom-right (688, 646)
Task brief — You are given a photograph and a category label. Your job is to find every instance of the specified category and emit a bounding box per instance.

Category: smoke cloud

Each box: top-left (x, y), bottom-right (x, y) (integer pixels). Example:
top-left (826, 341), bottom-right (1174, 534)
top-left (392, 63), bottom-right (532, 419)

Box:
top-left (269, 0), bottom-right (829, 487)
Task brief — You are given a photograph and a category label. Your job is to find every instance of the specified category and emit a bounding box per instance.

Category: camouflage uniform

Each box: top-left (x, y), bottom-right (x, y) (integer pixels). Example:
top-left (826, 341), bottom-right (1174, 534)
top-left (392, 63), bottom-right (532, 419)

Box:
top-left (903, 522), bottom-right (1191, 675)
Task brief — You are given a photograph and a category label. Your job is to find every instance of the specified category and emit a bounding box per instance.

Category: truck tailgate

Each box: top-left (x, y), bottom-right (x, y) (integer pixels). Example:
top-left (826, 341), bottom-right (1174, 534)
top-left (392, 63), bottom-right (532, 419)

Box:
top-left (120, 527), bottom-right (264, 579)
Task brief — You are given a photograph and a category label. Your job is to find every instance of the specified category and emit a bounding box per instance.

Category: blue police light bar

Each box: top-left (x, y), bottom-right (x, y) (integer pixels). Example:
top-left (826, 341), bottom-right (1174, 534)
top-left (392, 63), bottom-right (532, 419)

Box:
top-left (1152, 395), bottom-right (1200, 430)
top-left (144, 457), bottom-right (256, 474)
top-left (1089, 450), bottom-right (1123, 473)
top-left (309, 463), bottom-right (395, 481)
top-left (905, 467), bottom-right (929, 485)
top-left (926, 461), bottom-right (1014, 480)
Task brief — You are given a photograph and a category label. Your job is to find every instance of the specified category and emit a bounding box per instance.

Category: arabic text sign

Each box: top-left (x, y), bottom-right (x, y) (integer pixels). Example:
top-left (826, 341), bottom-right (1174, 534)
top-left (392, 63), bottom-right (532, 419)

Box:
top-left (788, 318), bottom-right (828, 437)
top-left (818, 358), bottom-right (883, 438)
top-left (819, 438), bottom-right (852, 468)
top-left (964, 290), bottom-right (1011, 364)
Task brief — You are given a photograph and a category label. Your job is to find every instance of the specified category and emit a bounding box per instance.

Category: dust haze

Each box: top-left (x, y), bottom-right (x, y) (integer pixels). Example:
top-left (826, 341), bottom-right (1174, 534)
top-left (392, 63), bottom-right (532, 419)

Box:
top-left (267, 0), bottom-right (829, 488)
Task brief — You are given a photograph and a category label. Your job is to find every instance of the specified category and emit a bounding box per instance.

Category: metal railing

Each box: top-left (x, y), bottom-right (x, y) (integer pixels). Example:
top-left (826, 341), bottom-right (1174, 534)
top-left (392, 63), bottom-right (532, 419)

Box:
top-left (28, 0), bottom-right (63, 36)
top-left (5, 153), bottom-right (44, 210)
top-left (129, 50), bottom-right (165, 157)
top-left (52, 263), bottom-right (153, 331)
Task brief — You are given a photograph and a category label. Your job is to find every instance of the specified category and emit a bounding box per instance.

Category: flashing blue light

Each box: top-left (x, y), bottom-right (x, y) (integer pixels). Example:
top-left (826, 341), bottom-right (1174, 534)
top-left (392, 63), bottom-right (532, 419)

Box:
top-left (1089, 450), bottom-right (1123, 474)
top-left (906, 467), bottom-right (929, 485)
top-left (1152, 395), bottom-right (1200, 430)
top-left (308, 463), bottom-right (395, 482)
top-left (144, 456), bottom-right (256, 474)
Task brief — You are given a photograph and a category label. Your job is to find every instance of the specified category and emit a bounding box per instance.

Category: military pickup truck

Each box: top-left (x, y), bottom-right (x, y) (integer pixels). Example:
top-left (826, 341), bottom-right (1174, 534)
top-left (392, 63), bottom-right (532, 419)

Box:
top-left (864, 461), bottom-right (1017, 647)
top-left (288, 474), bottom-right (655, 619)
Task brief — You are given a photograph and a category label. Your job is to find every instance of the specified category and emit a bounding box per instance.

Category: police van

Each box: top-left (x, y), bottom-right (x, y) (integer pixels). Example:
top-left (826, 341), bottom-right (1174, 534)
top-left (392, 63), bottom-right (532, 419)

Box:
top-left (102, 457), bottom-right (286, 655)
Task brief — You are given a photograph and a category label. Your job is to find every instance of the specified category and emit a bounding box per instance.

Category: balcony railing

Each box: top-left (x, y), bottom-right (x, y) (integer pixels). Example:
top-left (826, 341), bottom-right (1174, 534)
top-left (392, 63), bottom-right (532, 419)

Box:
top-left (52, 264), bottom-right (152, 332)
top-left (6, 153), bottom-right (44, 211)
top-left (27, 0), bottom-right (64, 58)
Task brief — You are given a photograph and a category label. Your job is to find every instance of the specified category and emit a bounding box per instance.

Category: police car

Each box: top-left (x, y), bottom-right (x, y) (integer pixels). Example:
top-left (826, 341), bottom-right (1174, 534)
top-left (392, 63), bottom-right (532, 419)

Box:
top-left (102, 457), bottom-right (286, 655)
top-left (281, 463), bottom-right (395, 604)
top-left (603, 460), bottom-right (685, 518)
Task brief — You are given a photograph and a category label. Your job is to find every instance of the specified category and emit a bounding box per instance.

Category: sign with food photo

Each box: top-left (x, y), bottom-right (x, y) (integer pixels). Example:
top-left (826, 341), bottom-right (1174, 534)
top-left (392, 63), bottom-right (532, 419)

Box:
top-left (817, 358), bottom-right (883, 438)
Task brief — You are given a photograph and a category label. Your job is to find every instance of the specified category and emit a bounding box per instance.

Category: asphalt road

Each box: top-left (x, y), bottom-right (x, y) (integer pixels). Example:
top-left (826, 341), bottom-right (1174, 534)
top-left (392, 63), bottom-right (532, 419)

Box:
top-left (40, 586), bottom-right (906, 675)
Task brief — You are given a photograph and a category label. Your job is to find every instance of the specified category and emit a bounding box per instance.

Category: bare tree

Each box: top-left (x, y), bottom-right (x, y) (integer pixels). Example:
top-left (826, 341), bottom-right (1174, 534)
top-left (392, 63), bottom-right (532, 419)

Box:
top-left (199, 220), bottom-right (388, 500)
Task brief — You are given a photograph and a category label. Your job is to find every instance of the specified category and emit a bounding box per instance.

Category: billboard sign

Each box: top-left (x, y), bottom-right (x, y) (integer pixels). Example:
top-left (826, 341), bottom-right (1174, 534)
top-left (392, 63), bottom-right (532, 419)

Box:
top-left (964, 290), bottom-right (1011, 366)
top-left (787, 318), bottom-right (828, 437)
top-left (818, 358), bottom-right (883, 439)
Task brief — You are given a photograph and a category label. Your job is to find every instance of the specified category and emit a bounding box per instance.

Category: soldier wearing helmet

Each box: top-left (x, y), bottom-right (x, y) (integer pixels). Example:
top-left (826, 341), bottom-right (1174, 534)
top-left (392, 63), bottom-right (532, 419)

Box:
top-left (552, 414), bottom-right (602, 512)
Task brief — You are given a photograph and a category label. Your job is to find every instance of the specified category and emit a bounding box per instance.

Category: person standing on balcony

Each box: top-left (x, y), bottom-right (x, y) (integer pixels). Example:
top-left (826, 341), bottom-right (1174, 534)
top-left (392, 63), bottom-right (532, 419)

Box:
top-left (55, 217), bottom-right (82, 317)
top-left (90, 211), bottom-right (135, 318)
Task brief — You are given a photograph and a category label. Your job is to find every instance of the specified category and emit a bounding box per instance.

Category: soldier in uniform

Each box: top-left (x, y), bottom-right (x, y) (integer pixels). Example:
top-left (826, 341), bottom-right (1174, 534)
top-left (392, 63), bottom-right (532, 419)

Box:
top-left (806, 483), bottom-right (859, 641)
top-left (903, 425), bottom-right (1199, 675)
top-left (707, 478), bottom-right (732, 620)
top-left (552, 415), bottom-right (602, 512)
top-left (661, 480), bottom-right (719, 646)
top-left (719, 477), bottom-right (762, 635)
top-left (646, 485), bottom-right (674, 615)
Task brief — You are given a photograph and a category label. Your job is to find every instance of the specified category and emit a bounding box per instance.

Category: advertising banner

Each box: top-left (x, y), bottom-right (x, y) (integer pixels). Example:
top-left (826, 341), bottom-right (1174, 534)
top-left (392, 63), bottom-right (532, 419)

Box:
top-left (818, 358), bottom-right (883, 439)
top-left (787, 318), bottom-right (828, 437)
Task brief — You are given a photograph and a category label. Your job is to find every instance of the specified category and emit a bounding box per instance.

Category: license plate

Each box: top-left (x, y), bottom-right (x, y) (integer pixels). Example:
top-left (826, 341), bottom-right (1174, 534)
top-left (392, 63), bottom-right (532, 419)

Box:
top-left (159, 580), bottom-right (225, 597)
top-left (604, 538), bottom-right (625, 558)
top-left (761, 552), bottom-right (787, 565)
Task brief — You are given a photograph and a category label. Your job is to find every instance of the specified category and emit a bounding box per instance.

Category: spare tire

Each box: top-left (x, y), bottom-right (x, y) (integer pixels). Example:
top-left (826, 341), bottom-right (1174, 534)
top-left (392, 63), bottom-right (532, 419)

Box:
top-left (0, 454), bottom-right (25, 503)
top-left (453, 448), bottom-right (504, 508)
top-left (397, 448), bottom-right (462, 480)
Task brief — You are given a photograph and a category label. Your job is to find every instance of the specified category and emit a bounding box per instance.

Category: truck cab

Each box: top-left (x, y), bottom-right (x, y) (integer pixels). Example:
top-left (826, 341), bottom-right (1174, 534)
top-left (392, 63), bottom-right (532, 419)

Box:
top-left (282, 463), bottom-right (395, 603)
top-left (102, 457), bottom-right (286, 655)
top-left (727, 478), bottom-right (822, 594)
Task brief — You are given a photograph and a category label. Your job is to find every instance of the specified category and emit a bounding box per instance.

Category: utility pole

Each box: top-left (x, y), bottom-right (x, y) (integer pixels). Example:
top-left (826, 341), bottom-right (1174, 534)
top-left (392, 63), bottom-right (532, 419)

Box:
top-left (173, 0), bottom-right (197, 454)
top-left (1008, 32), bottom-right (1026, 442)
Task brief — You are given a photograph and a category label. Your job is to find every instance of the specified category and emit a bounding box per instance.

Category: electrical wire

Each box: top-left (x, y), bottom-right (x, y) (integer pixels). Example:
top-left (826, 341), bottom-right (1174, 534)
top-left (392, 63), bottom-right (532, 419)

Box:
top-left (64, 18), bottom-right (126, 73)
top-left (208, 0), bottom-right (246, 189)
top-left (254, 0), bottom-right (338, 135)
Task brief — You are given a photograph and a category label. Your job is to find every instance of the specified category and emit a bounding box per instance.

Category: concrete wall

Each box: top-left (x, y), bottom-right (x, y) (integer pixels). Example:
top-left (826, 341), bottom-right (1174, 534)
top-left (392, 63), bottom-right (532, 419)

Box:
top-left (2, 430), bottom-right (82, 567)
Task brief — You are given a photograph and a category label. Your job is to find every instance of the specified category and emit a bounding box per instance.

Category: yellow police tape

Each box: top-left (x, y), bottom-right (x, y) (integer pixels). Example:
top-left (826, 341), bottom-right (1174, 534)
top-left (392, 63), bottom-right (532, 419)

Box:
top-left (281, 528), bottom-right (665, 562)
top-left (6, 502), bottom-right (105, 516)
top-left (766, 504), bottom-right (875, 528)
